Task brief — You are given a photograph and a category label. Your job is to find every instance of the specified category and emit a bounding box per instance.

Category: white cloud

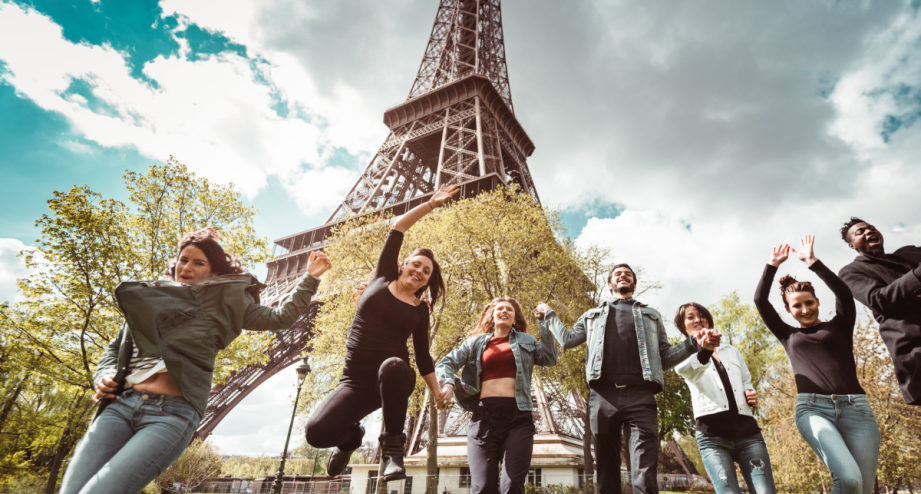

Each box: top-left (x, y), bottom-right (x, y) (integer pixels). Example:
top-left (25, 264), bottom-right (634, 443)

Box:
top-left (0, 238), bottom-right (31, 305)
top-left (0, 2), bottom-right (358, 214)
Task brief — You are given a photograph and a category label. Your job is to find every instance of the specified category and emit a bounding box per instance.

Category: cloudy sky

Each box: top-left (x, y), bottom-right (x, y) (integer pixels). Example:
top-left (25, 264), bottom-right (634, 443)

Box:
top-left (2, 0), bottom-right (921, 455)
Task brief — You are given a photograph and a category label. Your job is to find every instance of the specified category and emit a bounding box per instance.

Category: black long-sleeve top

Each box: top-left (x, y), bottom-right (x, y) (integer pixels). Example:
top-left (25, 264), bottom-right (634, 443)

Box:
top-left (343, 230), bottom-right (435, 382)
top-left (754, 260), bottom-right (863, 395)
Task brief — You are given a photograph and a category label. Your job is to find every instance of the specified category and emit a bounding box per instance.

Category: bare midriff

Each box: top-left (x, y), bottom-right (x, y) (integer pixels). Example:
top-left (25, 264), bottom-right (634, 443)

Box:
top-left (132, 371), bottom-right (183, 396)
top-left (479, 377), bottom-right (516, 399)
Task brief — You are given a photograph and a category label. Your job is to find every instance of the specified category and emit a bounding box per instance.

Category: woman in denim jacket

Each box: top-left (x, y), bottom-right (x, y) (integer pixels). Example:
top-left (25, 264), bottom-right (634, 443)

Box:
top-left (436, 297), bottom-right (557, 494)
top-left (59, 228), bottom-right (329, 494)
top-left (673, 303), bottom-right (776, 494)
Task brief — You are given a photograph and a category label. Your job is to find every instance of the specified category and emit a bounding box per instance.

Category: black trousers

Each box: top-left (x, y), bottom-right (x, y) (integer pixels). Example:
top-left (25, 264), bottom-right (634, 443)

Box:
top-left (305, 357), bottom-right (416, 450)
top-left (590, 385), bottom-right (659, 494)
top-left (466, 397), bottom-right (535, 494)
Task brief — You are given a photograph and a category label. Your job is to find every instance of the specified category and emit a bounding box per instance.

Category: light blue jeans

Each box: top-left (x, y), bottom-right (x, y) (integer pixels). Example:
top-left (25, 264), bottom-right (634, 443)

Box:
top-left (59, 390), bottom-right (200, 494)
top-left (795, 394), bottom-right (880, 494)
top-left (696, 431), bottom-right (776, 494)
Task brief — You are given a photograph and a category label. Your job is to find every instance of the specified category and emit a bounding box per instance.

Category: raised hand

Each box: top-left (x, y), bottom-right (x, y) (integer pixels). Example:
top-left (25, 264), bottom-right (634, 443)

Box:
top-left (430, 184), bottom-right (460, 208)
top-left (306, 251), bottom-right (332, 277)
top-left (769, 244), bottom-right (790, 267)
top-left (745, 389), bottom-right (759, 407)
top-left (790, 235), bottom-right (818, 267)
top-left (534, 302), bottom-right (551, 321)
top-left (92, 376), bottom-right (118, 403)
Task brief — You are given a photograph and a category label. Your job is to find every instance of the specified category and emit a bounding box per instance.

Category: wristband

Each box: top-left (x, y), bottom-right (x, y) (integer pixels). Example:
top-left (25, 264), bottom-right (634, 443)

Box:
top-left (428, 201), bottom-right (435, 211)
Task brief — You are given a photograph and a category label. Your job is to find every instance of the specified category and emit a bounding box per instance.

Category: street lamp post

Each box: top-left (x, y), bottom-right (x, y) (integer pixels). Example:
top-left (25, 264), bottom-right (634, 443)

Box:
top-left (271, 359), bottom-right (311, 494)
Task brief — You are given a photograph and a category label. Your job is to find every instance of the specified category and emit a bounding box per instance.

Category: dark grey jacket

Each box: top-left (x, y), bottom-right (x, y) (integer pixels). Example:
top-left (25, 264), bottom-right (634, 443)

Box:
top-left (839, 246), bottom-right (921, 404)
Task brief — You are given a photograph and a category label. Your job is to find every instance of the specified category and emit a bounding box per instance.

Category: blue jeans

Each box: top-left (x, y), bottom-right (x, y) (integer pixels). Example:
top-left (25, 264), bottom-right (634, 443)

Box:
top-left (60, 390), bottom-right (200, 494)
top-left (696, 431), bottom-right (776, 494)
top-left (795, 394), bottom-right (880, 494)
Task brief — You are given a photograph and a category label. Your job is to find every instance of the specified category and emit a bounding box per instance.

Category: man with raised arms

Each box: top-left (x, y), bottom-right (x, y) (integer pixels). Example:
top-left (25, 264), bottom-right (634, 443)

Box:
top-left (535, 264), bottom-right (717, 494)
top-left (839, 217), bottom-right (921, 405)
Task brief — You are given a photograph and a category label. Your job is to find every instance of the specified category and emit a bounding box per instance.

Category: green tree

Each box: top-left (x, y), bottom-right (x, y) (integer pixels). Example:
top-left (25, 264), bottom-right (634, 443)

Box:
top-left (151, 439), bottom-right (222, 494)
top-left (297, 187), bottom-right (604, 488)
top-left (708, 291), bottom-right (782, 393)
top-left (656, 338), bottom-right (696, 441)
top-left (0, 158), bottom-right (271, 492)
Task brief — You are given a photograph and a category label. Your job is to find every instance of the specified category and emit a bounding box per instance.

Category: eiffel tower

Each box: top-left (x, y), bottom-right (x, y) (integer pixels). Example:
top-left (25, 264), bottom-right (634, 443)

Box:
top-left (194, 0), bottom-right (539, 439)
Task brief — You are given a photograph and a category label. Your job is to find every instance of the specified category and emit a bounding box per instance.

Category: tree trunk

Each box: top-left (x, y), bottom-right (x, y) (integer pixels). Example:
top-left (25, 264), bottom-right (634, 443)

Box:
top-left (582, 408), bottom-right (594, 494)
top-left (45, 392), bottom-right (90, 494)
top-left (425, 392), bottom-right (439, 494)
top-left (621, 422), bottom-right (631, 472)
top-left (0, 380), bottom-right (24, 432)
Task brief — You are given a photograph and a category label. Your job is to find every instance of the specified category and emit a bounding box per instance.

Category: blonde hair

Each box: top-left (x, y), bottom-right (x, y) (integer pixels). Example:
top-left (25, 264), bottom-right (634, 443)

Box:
top-left (467, 297), bottom-right (530, 336)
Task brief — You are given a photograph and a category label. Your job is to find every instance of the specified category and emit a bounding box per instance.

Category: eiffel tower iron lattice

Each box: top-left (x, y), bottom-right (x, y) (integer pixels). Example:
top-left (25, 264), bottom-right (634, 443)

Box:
top-left (194, 0), bottom-right (539, 439)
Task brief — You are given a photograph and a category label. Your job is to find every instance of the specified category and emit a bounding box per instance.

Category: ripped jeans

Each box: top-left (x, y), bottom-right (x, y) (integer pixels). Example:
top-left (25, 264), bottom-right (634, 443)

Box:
top-left (696, 431), bottom-right (776, 494)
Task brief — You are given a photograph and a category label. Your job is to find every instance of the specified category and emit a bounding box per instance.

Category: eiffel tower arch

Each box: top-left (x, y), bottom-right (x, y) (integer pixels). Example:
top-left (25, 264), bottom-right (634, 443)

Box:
top-left (194, 0), bottom-right (539, 439)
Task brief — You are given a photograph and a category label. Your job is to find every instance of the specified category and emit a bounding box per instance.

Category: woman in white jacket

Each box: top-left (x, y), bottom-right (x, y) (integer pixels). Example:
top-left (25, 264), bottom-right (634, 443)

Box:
top-left (673, 302), bottom-right (776, 494)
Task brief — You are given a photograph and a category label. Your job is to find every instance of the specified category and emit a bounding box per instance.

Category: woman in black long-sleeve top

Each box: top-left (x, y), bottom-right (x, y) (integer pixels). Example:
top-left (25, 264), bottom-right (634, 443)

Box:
top-left (305, 184), bottom-right (459, 482)
top-left (753, 235), bottom-right (879, 494)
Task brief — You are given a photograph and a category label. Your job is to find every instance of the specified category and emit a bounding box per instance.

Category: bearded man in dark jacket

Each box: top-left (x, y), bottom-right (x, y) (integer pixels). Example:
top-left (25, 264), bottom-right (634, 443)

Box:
top-left (839, 217), bottom-right (921, 405)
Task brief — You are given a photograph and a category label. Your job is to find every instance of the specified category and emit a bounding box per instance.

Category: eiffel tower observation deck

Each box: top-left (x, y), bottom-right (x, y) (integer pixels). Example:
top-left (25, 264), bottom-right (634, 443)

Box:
top-left (194, 0), bottom-right (539, 439)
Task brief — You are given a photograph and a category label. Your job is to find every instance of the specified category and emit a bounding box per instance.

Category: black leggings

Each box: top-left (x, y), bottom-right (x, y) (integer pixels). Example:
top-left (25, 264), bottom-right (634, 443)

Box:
top-left (466, 397), bottom-right (535, 494)
top-left (305, 357), bottom-right (416, 450)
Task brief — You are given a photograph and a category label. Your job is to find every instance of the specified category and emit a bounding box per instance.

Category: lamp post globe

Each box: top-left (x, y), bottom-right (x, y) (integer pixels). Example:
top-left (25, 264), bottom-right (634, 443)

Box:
top-left (271, 358), bottom-right (311, 494)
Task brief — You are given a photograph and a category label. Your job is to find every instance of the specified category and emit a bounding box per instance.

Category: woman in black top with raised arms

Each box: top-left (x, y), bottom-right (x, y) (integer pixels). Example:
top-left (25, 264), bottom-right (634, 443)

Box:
top-left (754, 235), bottom-right (879, 494)
top-left (306, 184), bottom-right (459, 482)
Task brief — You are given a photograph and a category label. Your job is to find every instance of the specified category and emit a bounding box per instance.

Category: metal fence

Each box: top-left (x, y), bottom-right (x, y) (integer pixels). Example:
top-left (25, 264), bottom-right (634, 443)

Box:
top-left (187, 472), bottom-right (711, 494)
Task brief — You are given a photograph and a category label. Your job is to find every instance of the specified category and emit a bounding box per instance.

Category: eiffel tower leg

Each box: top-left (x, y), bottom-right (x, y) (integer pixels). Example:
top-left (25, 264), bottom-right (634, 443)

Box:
top-left (475, 96), bottom-right (487, 177)
top-left (435, 109), bottom-right (450, 190)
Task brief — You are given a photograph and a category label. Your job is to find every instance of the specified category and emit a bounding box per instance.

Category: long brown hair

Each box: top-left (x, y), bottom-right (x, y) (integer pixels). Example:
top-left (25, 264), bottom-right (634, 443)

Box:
top-left (352, 248), bottom-right (446, 309)
top-left (778, 275), bottom-right (816, 308)
top-left (165, 227), bottom-right (244, 279)
top-left (467, 297), bottom-right (530, 337)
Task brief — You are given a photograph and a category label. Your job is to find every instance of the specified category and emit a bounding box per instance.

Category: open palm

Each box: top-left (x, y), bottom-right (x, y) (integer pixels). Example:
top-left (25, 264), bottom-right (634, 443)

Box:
top-left (769, 244), bottom-right (789, 267)
top-left (791, 235), bottom-right (817, 264)
top-left (431, 184), bottom-right (460, 207)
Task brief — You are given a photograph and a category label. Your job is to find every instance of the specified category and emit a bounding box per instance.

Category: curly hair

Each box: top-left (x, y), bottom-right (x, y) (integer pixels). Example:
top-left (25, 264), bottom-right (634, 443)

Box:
top-left (468, 297), bottom-right (530, 336)
top-left (840, 217), bottom-right (867, 243)
top-left (673, 302), bottom-right (714, 336)
top-left (778, 275), bottom-right (816, 308)
top-left (164, 227), bottom-right (244, 280)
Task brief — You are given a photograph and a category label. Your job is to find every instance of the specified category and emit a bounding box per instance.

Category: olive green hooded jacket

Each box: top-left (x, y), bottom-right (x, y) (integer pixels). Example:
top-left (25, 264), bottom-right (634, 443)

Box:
top-left (93, 273), bottom-right (320, 420)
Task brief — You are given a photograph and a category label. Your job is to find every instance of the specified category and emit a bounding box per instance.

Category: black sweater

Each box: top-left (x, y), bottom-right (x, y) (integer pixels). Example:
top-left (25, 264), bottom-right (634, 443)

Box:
top-left (343, 230), bottom-right (435, 382)
top-left (839, 246), bottom-right (921, 404)
top-left (754, 260), bottom-right (863, 396)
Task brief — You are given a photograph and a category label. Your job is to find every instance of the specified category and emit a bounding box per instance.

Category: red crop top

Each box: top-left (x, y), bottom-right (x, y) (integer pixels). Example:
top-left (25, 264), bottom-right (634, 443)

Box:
top-left (481, 336), bottom-right (517, 382)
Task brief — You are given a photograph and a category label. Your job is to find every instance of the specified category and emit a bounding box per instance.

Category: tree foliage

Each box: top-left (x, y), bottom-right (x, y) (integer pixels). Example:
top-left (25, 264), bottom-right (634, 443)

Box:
top-left (0, 157), bottom-right (270, 491)
top-left (150, 439), bottom-right (223, 494)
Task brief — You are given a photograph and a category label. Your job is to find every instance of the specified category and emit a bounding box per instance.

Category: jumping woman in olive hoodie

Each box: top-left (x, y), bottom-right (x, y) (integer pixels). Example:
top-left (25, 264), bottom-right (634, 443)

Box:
top-left (60, 228), bottom-right (330, 494)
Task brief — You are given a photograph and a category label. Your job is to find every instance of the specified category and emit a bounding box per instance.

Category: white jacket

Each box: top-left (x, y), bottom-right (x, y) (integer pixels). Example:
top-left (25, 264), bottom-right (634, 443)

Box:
top-left (674, 344), bottom-right (756, 419)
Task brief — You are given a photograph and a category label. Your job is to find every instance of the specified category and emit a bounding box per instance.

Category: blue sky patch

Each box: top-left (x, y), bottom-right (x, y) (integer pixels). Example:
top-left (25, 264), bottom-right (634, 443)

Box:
top-left (558, 199), bottom-right (623, 236)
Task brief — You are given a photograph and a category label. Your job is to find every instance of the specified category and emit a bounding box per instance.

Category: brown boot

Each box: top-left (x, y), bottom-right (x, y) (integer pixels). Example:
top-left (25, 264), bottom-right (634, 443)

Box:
top-left (379, 433), bottom-right (407, 481)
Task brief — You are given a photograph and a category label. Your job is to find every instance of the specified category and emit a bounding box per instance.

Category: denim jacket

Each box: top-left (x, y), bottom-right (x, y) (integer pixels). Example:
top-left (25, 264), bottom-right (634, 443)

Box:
top-left (436, 325), bottom-right (558, 411)
top-left (541, 298), bottom-right (695, 392)
top-left (674, 344), bottom-right (756, 419)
